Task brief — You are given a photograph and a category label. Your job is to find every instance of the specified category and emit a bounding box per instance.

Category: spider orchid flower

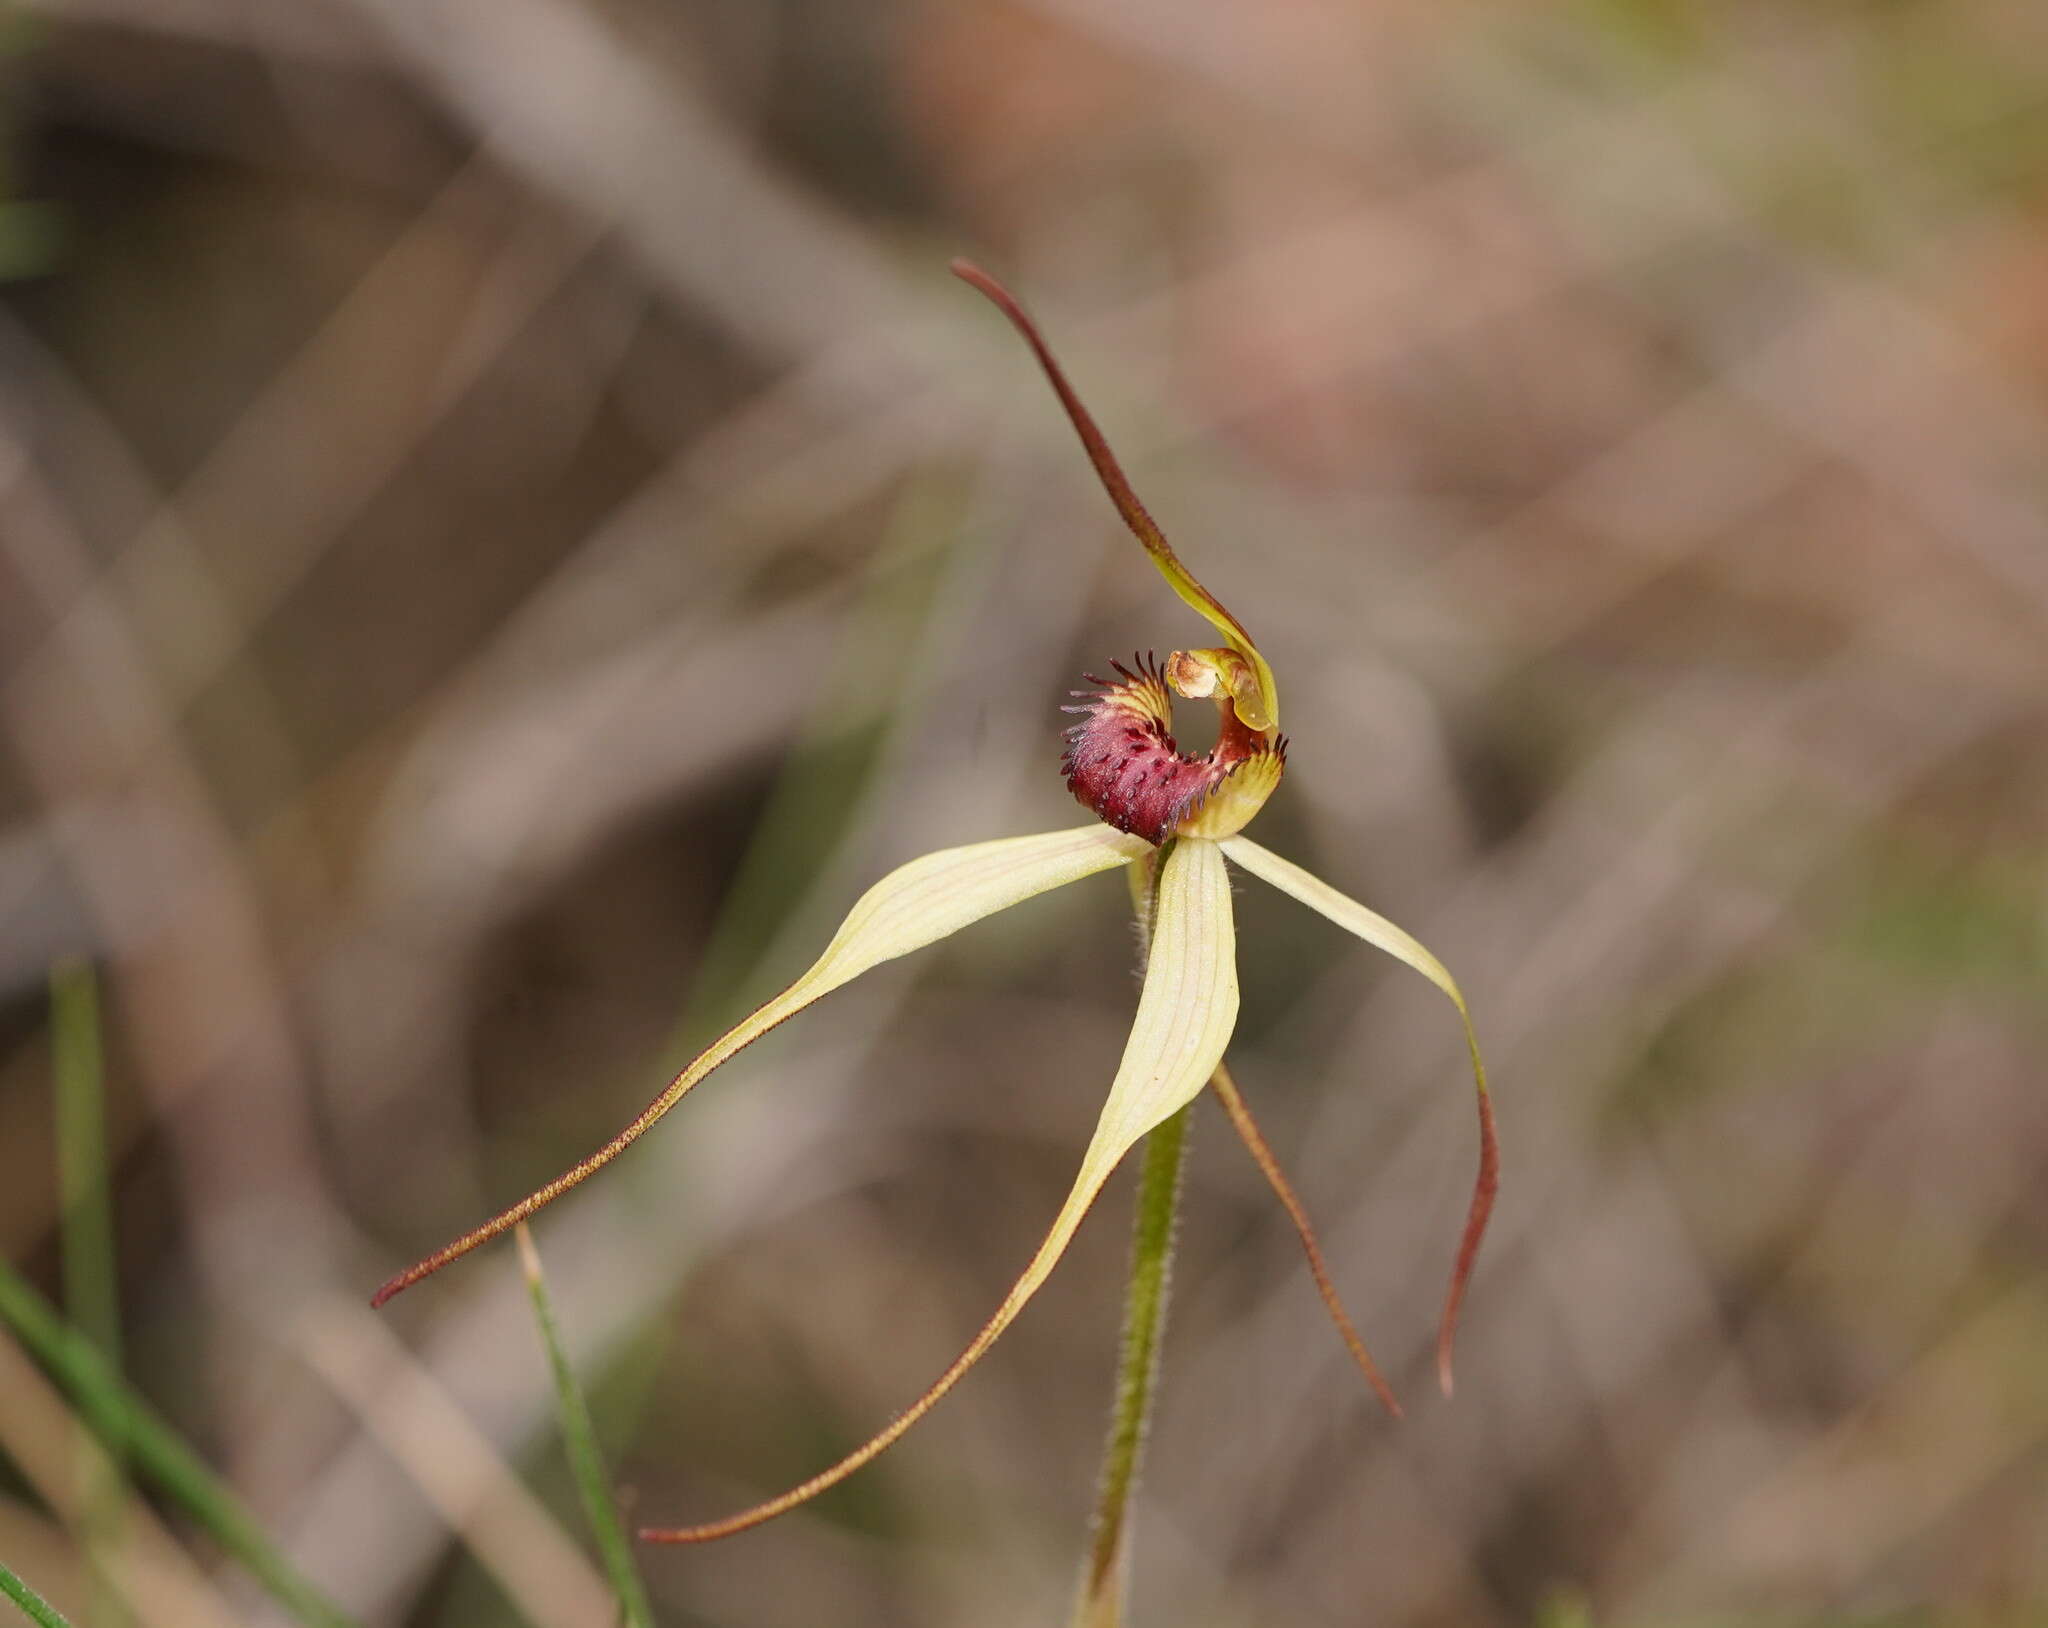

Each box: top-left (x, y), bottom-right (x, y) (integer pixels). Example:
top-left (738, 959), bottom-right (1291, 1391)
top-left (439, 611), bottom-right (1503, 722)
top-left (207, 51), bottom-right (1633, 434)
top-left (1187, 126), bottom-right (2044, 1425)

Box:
top-left (372, 261), bottom-right (1498, 1545)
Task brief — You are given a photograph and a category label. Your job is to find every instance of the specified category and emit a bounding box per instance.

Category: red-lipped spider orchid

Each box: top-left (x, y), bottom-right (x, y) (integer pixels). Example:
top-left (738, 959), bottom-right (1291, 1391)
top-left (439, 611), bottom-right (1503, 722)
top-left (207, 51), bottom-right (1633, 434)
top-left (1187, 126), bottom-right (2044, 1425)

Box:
top-left (373, 262), bottom-right (1497, 1557)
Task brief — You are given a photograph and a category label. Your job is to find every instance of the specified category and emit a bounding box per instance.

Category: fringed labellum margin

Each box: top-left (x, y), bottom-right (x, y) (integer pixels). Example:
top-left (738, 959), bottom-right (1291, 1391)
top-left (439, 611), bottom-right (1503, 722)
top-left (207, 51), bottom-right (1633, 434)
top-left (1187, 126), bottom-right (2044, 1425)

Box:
top-left (1062, 654), bottom-right (1287, 844)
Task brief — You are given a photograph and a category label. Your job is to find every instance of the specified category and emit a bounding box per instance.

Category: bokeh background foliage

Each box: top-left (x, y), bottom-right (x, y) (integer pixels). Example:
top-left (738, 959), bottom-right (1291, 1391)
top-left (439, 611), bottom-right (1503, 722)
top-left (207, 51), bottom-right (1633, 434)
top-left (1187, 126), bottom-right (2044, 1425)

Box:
top-left (2, 1), bottom-right (2046, 1624)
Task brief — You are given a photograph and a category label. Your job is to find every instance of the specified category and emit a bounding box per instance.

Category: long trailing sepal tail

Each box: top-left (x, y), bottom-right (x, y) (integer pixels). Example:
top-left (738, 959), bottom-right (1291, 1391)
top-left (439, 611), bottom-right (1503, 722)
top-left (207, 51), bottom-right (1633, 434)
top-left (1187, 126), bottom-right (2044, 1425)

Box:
top-left (1218, 835), bottom-right (1498, 1396)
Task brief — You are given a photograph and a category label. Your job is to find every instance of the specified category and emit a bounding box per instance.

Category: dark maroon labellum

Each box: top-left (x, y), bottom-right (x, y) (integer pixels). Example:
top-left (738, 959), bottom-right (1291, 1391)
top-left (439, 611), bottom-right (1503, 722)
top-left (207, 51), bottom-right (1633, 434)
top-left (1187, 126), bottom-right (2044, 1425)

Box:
top-left (1061, 655), bottom-right (1282, 844)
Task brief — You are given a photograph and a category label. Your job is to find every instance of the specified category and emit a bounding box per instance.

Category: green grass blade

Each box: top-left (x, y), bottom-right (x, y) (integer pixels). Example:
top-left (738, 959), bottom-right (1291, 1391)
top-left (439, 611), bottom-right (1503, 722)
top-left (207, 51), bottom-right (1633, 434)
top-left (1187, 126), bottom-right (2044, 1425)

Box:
top-left (52, 961), bottom-right (120, 1368)
top-left (50, 960), bottom-right (127, 1628)
top-left (0, 1264), bottom-right (359, 1628)
top-left (516, 1224), bottom-right (654, 1628)
top-left (0, 1560), bottom-right (74, 1628)
top-left (51, 962), bottom-right (120, 1367)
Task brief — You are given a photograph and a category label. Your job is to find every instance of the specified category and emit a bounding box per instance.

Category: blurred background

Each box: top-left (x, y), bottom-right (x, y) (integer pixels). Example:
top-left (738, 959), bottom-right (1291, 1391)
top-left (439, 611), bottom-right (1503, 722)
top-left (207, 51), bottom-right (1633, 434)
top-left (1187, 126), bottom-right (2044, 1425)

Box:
top-left (2, 2), bottom-right (2046, 1625)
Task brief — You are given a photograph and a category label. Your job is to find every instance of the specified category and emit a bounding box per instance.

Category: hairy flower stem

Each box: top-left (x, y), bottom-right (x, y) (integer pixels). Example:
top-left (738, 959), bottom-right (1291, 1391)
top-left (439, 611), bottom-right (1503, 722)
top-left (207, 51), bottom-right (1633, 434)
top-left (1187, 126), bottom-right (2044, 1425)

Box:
top-left (1074, 854), bottom-right (1194, 1627)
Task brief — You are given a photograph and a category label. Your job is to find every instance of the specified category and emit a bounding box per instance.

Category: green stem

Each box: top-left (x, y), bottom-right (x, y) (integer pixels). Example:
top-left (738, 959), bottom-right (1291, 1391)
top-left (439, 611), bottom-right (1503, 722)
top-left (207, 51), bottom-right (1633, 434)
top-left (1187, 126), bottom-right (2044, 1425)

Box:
top-left (1072, 852), bottom-right (1193, 1628)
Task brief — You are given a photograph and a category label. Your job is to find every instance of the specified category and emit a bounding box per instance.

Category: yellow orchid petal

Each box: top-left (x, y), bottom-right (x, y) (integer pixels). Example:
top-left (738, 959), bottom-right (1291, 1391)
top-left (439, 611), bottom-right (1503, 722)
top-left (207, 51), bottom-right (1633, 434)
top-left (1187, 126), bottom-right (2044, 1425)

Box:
top-left (952, 260), bottom-right (1281, 734)
top-left (1217, 836), bottom-right (1498, 1398)
top-left (373, 823), bottom-right (1151, 1306)
top-left (643, 837), bottom-right (1238, 1543)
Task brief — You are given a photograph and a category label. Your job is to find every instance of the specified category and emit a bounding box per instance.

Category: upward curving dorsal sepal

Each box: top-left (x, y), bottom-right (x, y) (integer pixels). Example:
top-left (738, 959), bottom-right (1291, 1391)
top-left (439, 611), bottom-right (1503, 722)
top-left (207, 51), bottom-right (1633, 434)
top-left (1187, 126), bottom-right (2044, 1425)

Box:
top-left (953, 260), bottom-right (1280, 735)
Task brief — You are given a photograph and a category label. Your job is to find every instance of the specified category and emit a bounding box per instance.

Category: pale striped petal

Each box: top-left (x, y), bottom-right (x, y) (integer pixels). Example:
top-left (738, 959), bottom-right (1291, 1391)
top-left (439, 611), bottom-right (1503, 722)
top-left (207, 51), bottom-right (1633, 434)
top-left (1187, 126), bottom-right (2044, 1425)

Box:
top-left (374, 823), bottom-right (1152, 1304)
top-left (643, 836), bottom-right (1238, 1543)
